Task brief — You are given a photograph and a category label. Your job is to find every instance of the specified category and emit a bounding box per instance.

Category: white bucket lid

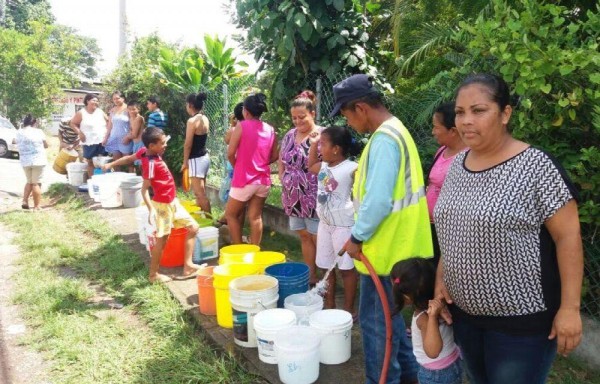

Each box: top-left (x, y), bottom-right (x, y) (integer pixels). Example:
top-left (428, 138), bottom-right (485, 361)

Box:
top-left (275, 325), bottom-right (320, 353)
top-left (254, 309), bottom-right (297, 332)
top-left (309, 309), bottom-right (353, 331)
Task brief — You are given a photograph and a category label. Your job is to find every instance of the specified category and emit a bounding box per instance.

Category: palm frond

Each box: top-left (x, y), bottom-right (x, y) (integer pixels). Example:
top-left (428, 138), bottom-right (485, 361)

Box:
top-left (399, 23), bottom-right (458, 76)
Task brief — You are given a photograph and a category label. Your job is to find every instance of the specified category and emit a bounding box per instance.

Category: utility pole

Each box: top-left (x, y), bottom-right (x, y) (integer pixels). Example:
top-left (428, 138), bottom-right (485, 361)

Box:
top-left (118, 0), bottom-right (128, 58)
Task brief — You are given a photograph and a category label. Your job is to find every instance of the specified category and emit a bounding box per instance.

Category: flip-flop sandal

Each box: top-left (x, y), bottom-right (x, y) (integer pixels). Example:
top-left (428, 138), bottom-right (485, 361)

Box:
top-left (21, 203), bottom-right (29, 210)
top-left (173, 273), bottom-right (198, 281)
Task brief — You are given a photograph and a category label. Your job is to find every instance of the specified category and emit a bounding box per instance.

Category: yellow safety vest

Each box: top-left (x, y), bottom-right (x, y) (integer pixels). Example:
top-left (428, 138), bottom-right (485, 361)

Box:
top-left (352, 118), bottom-right (433, 275)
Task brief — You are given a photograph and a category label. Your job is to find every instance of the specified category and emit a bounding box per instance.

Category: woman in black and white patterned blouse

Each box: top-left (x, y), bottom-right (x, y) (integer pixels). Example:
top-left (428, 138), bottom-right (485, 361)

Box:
top-left (433, 74), bottom-right (583, 384)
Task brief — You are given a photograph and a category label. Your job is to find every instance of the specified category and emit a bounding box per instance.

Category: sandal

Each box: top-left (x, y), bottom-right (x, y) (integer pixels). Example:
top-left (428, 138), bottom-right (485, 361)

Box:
top-left (21, 203), bottom-right (29, 210)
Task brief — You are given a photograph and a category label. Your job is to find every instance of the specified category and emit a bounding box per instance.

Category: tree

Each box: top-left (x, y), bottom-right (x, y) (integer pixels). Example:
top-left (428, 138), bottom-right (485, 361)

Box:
top-left (2, 0), bottom-right (54, 32)
top-left (232, 0), bottom-right (379, 107)
top-left (157, 35), bottom-right (248, 94)
top-left (0, 25), bottom-right (65, 122)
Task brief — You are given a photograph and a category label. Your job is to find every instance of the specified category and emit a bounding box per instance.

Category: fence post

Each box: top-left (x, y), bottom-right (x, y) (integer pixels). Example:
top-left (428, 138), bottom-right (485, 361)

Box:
top-left (316, 77), bottom-right (322, 123)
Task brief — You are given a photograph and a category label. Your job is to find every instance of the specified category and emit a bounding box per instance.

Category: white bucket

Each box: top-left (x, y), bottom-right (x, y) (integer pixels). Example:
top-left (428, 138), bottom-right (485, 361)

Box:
top-left (135, 205), bottom-right (148, 245)
top-left (87, 177), bottom-right (95, 199)
top-left (275, 326), bottom-right (320, 384)
top-left (253, 309), bottom-right (297, 364)
top-left (284, 293), bottom-right (324, 326)
top-left (309, 309), bottom-right (353, 365)
top-left (193, 226), bottom-right (219, 264)
top-left (99, 179), bottom-right (122, 208)
top-left (229, 275), bottom-right (279, 348)
top-left (90, 174), bottom-right (106, 202)
top-left (121, 180), bottom-right (142, 208)
top-left (66, 162), bottom-right (87, 187)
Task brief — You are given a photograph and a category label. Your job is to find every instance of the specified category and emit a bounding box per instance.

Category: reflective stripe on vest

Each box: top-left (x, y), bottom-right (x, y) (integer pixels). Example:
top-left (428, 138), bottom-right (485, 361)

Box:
top-left (377, 125), bottom-right (426, 212)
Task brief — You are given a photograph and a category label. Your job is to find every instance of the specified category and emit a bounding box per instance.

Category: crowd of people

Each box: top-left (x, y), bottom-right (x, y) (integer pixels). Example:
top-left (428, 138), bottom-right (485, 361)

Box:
top-left (13, 71), bottom-right (584, 384)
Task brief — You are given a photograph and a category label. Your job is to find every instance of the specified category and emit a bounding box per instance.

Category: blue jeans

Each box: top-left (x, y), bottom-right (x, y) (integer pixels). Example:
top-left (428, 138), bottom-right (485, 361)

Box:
top-left (359, 274), bottom-right (418, 384)
top-left (453, 318), bottom-right (556, 384)
top-left (418, 359), bottom-right (463, 384)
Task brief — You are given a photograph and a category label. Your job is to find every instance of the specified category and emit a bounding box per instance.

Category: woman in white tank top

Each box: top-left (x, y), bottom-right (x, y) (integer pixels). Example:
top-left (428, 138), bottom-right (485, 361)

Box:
top-left (69, 93), bottom-right (108, 177)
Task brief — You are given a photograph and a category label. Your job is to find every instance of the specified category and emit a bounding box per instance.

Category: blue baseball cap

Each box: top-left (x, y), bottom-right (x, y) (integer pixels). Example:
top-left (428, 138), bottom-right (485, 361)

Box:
top-left (329, 74), bottom-right (379, 117)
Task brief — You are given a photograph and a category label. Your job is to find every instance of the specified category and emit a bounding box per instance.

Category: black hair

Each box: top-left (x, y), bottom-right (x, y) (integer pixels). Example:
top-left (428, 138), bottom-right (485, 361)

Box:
top-left (434, 102), bottom-right (456, 130)
top-left (128, 100), bottom-right (141, 108)
top-left (83, 93), bottom-right (98, 106)
top-left (186, 92), bottom-right (207, 111)
top-left (390, 258), bottom-right (436, 313)
top-left (291, 90), bottom-right (317, 113)
top-left (147, 95), bottom-right (160, 107)
top-left (233, 102), bottom-right (244, 121)
top-left (112, 91), bottom-right (125, 100)
top-left (341, 92), bottom-right (385, 112)
top-left (456, 73), bottom-right (511, 110)
top-left (321, 126), bottom-right (363, 158)
top-left (142, 127), bottom-right (165, 147)
top-left (23, 114), bottom-right (37, 127)
top-left (243, 93), bottom-right (268, 118)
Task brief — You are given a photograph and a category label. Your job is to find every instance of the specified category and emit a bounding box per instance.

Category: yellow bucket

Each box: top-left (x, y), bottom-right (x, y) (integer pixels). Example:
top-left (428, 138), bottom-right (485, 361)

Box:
top-left (244, 251), bottom-right (287, 273)
top-left (52, 148), bottom-right (78, 175)
top-left (180, 200), bottom-right (198, 213)
top-left (190, 211), bottom-right (214, 228)
top-left (213, 263), bottom-right (261, 328)
top-left (219, 244), bottom-right (261, 265)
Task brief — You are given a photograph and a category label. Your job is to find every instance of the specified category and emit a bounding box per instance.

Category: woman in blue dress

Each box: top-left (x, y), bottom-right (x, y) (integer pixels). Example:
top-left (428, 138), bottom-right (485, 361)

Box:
top-left (103, 91), bottom-right (132, 167)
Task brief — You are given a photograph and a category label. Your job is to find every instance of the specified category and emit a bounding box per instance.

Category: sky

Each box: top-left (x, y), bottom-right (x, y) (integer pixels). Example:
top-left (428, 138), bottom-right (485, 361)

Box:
top-left (48, 0), bottom-right (257, 78)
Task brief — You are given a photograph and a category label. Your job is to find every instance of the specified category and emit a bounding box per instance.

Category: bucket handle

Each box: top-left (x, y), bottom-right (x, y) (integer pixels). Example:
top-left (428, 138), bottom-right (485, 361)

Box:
top-left (256, 296), bottom-right (278, 310)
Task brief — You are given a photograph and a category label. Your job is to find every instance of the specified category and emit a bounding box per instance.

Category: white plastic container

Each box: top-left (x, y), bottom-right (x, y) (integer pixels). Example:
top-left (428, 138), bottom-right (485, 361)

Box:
top-left (66, 162), bottom-right (87, 187)
top-left (274, 326), bottom-right (320, 384)
top-left (192, 226), bottom-right (219, 264)
top-left (121, 176), bottom-right (143, 208)
top-left (135, 205), bottom-right (149, 245)
top-left (87, 177), bottom-right (96, 199)
top-left (309, 309), bottom-right (353, 365)
top-left (99, 179), bottom-right (122, 208)
top-left (284, 293), bottom-right (324, 326)
top-left (229, 275), bottom-right (279, 348)
top-left (253, 309), bottom-right (297, 364)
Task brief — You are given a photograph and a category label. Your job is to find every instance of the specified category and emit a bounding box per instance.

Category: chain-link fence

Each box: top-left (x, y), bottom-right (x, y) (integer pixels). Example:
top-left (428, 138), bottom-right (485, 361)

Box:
top-left (198, 73), bottom-right (600, 321)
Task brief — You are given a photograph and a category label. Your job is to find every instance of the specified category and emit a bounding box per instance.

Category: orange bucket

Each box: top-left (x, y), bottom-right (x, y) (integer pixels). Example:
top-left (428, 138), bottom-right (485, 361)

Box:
top-left (159, 228), bottom-right (187, 267)
top-left (197, 266), bottom-right (216, 315)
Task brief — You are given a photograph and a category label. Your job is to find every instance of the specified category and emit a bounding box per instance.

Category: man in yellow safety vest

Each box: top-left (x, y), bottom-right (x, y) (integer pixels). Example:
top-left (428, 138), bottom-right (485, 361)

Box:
top-left (330, 74), bottom-right (433, 384)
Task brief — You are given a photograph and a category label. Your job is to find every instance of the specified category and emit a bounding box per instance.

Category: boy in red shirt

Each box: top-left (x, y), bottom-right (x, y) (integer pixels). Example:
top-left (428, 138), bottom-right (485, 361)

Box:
top-left (104, 127), bottom-right (200, 283)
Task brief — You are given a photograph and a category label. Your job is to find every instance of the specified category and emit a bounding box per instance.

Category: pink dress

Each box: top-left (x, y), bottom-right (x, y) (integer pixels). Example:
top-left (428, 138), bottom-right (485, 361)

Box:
top-left (426, 147), bottom-right (463, 222)
top-left (231, 119), bottom-right (275, 188)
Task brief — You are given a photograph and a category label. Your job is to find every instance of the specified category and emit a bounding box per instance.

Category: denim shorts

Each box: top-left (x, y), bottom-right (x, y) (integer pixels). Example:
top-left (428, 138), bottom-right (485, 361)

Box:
top-left (289, 216), bottom-right (319, 235)
top-left (83, 143), bottom-right (106, 159)
top-left (418, 359), bottom-right (463, 384)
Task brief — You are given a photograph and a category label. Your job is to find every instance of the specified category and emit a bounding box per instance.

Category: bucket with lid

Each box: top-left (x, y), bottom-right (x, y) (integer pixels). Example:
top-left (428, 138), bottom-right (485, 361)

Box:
top-left (284, 293), bottom-right (324, 326)
top-left (229, 275), bottom-right (279, 347)
top-left (193, 226), bottom-right (219, 264)
top-left (66, 162), bottom-right (87, 187)
top-left (120, 175), bottom-right (143, 208)
top-left (309, 309), bottom-right (353, 364)
top-left (265, 262), bottom-right (310, 307)
top-left (274, 325), bottom-right (320, 384)
top-left (219, 244), bottom-right (260, 265)
top-left (213, 263), bottom-right (261, 328)
top-left (197, 265), bottom-right (216, 316)
top-left (53, 148), bottom-right (78, 174)
top-left (159, 227), bottom-right (187, 267)
top-left (253, 308), bottom-right (297, 364)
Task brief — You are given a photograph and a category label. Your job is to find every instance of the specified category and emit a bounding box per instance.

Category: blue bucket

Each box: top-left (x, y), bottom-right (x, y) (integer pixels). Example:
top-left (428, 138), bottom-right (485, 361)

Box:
top-left (265, 262), bottom-right (310, 307)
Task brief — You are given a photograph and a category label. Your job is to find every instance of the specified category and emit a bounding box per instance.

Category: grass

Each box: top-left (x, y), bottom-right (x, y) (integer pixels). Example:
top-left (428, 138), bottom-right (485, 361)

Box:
top-left (0, 184), bottom-right (265, 384)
